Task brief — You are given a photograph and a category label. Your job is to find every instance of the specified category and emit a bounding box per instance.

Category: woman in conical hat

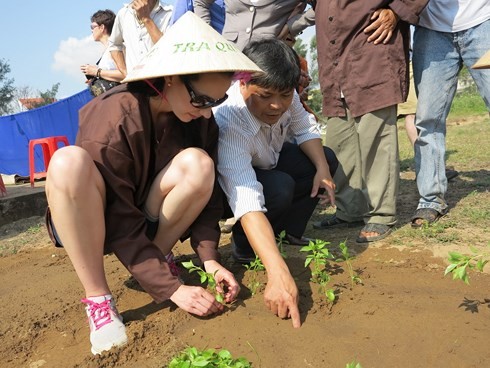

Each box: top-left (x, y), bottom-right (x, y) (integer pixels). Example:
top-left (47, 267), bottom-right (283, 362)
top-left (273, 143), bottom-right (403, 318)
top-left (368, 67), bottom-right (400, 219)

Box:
top-left (45, 12), bottom-right (261, 355)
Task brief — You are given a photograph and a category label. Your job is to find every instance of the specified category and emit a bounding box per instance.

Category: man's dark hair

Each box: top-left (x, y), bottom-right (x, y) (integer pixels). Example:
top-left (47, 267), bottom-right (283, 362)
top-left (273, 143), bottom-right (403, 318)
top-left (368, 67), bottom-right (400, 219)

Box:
top-left (242, 38), bottom-right (300, 92)
top-left (91, 9), bottom-right (116, 35)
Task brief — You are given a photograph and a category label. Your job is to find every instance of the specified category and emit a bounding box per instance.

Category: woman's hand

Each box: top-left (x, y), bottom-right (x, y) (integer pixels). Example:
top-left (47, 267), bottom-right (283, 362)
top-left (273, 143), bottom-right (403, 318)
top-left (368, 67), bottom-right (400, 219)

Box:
top-left (80, 64), bottom-right (98, 78)
top-left (170, 284), bottom-right (224, 316)
top-left (204, 260), bottom-right (240, 303)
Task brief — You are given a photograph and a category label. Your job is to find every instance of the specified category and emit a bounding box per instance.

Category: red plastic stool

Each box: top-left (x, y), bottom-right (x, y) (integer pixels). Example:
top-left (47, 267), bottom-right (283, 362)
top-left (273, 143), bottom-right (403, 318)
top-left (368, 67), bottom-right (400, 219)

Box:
top-left (0, 175), bottom-right (6, 197)
top-left (29, 136), bottom-right (70, 187)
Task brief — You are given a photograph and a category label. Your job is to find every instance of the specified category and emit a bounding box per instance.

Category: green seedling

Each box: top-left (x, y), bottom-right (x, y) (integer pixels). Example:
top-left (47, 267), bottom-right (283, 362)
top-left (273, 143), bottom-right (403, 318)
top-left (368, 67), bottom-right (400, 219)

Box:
top-left (244, 255), bottom-right (265, 296)
top-left (169, 346), bottom-right (251, 368)
top-left (300, 239), bottom-right (336, 303)
top-left (181, 260), bottom-right (224, 303)
top-left (346, 361), bottom-right (363, 368)
top-left (336, 241), bottom-right (362, 288)
top-left (444, 244), bottom-right (490, 284)
top-left (276, 230), bottom-right (288, 258)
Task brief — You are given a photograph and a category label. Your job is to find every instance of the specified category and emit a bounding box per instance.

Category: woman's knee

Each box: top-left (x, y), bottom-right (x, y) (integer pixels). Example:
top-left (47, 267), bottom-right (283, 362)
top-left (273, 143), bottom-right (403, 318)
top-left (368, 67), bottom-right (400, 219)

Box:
top-left (177, 148), bottom-right (215, 192)
top-left (46, 146), bottom-right (100, 193)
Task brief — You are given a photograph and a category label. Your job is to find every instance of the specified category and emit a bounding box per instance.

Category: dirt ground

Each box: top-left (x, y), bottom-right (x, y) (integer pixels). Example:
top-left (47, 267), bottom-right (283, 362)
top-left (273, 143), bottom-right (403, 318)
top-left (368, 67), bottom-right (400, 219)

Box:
top-left (1, 120), bottom-right (489, 367)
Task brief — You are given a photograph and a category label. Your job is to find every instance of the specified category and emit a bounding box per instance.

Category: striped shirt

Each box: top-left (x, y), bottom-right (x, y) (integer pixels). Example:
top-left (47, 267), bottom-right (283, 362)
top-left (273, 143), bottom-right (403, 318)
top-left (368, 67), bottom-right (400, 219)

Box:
top-left (214, 82), bottom-right (321, 220)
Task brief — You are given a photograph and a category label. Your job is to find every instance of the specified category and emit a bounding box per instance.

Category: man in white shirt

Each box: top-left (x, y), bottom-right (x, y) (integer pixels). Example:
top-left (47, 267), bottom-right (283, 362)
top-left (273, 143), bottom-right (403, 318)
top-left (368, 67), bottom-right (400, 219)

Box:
top-left (411, 0), bottom-right (490, 227)
top-left (109, 0), bottom-right (173, 77)
top-left (214, 38), bottom-right (338, 328)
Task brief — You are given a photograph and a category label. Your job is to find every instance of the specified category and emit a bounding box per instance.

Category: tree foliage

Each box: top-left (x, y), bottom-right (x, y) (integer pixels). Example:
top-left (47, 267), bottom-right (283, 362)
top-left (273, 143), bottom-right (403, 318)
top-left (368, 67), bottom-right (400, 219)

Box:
top-left (0, 59), bottom-right (15, 116)
top-left (30, 83), bottom-right (60, 109)
top-left (306, 35), bottom-right (323, 117)
top-left (293, 37), bottom-right (308, 58)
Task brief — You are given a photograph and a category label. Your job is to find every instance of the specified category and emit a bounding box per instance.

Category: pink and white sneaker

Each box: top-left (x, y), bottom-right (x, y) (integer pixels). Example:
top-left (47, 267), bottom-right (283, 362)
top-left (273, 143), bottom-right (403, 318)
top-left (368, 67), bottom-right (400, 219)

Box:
top-left (81, 295), bottom-right (128, 355)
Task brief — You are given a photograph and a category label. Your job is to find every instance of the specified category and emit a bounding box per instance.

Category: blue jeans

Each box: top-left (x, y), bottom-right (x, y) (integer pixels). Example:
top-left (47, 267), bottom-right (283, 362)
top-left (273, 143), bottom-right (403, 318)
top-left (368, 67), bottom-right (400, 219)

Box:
top-left (412, 21), bottom-right (490, 214)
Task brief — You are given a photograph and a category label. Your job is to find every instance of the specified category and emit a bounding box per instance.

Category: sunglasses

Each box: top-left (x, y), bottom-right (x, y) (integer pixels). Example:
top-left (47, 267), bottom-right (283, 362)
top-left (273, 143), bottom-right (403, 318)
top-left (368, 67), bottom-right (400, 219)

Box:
top-left (90, 24), bottom-right (100, 30)
top-left (182, 79), bottom-right (228, 109)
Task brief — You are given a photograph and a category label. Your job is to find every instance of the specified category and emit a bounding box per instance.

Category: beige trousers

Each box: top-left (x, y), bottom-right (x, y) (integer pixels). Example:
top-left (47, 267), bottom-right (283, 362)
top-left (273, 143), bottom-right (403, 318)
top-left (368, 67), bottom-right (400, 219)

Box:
top-left (324, 104), bottom-right (399, 225)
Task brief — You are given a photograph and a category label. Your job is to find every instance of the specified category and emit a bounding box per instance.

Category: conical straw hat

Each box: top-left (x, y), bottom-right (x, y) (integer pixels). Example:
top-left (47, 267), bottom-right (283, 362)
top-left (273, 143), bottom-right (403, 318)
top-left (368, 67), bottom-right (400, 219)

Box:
top-left (123, 11), bottom-right (262, 82)
top-left (472, 49), bottom-right (490, 69)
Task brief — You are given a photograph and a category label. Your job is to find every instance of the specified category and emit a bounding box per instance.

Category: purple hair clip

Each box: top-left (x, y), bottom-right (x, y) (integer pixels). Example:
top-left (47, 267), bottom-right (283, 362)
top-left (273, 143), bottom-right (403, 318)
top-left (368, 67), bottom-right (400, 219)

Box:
top-left (233, 71), bottom-right (253, 83)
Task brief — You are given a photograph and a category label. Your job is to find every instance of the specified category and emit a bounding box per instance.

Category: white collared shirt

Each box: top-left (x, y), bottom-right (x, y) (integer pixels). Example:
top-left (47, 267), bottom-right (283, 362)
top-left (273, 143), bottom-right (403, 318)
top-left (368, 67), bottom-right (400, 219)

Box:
top-left (109, 2), bottom-right (173, 72)
top-left (214, 82), bottom-right (321, 220)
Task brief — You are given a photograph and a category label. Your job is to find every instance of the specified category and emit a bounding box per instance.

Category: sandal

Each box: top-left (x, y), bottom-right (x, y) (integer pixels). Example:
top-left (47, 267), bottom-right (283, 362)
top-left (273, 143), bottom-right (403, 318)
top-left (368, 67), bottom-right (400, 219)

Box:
top-left (356, 223), bottom-right (392, 243)
top-left (312, 214), bottom-right (364, 229)
top-left (411, 208), bottom-right (443, 228)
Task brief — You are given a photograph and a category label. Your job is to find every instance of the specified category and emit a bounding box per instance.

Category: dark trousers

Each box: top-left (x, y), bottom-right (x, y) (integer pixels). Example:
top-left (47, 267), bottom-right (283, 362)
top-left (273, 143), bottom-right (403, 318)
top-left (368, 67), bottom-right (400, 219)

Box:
top-left (229, 143), bottom-right (338, 253)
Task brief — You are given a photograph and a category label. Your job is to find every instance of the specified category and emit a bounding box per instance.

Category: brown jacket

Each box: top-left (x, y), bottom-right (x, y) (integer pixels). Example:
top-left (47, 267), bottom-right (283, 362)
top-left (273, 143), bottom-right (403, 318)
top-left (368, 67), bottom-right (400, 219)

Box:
top-left (50, 84), bottom-right (223, 303)
top-left (316, 0), bottom-right (428, 118)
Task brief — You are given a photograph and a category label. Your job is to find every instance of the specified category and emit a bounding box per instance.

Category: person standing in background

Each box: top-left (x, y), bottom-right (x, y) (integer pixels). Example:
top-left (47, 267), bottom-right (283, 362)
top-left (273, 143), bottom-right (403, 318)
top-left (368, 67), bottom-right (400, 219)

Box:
top-left (314, 0), bottom-right (428, 242)
top-left (109, 0), bottom-right (172, 77)
top-left (194, 0), bottom-right (315, 51)
top-left (81, 10), bottom-right (124, 96)
top-left (410, 0), bottom-right (490, 227)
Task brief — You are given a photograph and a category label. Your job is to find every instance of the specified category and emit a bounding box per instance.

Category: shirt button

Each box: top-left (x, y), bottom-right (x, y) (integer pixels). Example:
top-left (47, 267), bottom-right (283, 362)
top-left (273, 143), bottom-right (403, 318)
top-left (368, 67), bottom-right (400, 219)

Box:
top-left (249, 6), bottom-right (254, 12)
top-left (333, 61), bottom-right (338, 66)
top-left (329, 17), bottom-right (334, 21)
top-left (246, 27), bottom-right (251, 33)
top-left (330, 40), bottom-right (336, 44)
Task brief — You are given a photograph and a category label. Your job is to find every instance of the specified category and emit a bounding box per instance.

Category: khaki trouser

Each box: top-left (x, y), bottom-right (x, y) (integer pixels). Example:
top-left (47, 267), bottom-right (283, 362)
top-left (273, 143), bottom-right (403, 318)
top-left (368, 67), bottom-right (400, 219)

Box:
top-left (398, 61), bottom-right (417, 116)
top-left (324, 104), bottom-right (399, 225)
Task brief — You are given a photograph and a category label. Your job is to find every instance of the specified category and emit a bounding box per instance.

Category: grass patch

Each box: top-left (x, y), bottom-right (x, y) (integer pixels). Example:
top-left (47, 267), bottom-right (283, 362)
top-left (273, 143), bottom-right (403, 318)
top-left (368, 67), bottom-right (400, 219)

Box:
top-left (451, 191), bottom-right (490, 225)
top-left (398, 88), bottom-right (490, 172)
top-left (449, 85), bottom-right (488, 118)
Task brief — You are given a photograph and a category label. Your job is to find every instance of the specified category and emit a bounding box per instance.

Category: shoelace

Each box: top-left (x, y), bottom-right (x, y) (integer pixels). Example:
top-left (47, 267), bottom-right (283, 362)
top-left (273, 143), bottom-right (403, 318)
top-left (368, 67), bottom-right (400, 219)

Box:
top-left (165, 252), bottom-right (181, 277)
top-left (81, 298), bottom-right (114, 331)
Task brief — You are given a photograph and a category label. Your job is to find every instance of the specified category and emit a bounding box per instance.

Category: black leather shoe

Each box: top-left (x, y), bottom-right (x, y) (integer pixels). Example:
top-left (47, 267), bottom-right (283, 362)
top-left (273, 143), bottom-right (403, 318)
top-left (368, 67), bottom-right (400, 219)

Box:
top-left (446, 168), bottom-right (459, 182)
top-left (284, 234), bottom-right (314, 246)
top-left (230, 239), bottom-right (256, 264)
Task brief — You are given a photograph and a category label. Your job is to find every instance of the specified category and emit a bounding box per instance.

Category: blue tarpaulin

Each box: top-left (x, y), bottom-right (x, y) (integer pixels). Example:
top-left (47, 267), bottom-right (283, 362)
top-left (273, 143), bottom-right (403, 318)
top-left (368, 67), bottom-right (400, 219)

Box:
top-left (0, 89), bottom-right (92, 176)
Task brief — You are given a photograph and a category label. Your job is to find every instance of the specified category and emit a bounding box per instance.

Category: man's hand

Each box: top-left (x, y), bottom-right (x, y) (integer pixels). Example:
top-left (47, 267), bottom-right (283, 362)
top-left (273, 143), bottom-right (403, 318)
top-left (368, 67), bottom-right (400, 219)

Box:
top-left (264, 268), bottom-right (301, 328)
top-left (203, 260), bottom-right (241, 303)
top-left (240, 212), bottom-right (301, 327)
top-left (131, 0), bottom-right (154, 24)
top-left (311, 169), bottom-right (336, 207)
top-left (170, 284), bottom-right (224, 316)
top-left (364, 8), bottom-right (399, 44)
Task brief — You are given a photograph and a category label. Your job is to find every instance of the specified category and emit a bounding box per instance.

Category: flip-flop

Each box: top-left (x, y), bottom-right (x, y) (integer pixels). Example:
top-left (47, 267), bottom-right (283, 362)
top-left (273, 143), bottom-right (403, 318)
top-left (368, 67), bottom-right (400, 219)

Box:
top-left (313, 214), bottom-right (364, 229)
top-left (356, 223), bottom-right (392, 243)
top-left (411, 208), bottom-right (443, 228)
